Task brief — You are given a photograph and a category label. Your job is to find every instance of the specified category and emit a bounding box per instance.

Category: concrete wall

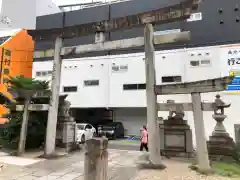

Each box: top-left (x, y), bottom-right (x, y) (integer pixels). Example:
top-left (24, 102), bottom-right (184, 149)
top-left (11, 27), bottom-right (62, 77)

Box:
top-left (114, 108), bottom-right (147, 137)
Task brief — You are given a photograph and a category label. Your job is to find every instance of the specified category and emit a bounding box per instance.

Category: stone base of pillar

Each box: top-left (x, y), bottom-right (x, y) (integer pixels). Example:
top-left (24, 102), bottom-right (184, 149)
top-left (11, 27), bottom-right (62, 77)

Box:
top-left (56, 120), bottom-right (78, 152)
top-left (136, 152), bottom-right (166, 169)
top-left (207, 114), bottom-right (235, 157)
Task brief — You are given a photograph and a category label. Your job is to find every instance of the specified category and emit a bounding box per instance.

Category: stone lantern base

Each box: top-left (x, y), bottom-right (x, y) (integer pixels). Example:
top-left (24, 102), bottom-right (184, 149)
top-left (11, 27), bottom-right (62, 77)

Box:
top-left (207, 114), bottom-right (235, 157)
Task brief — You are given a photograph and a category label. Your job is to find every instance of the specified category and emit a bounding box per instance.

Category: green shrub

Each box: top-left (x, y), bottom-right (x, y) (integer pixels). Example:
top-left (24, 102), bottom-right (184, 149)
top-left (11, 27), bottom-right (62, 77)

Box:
top-left (213, 162), bottom-right (240, 177)
top-left (0, 111), bottom-right (48, 150)
top-left (232, 143), bottom-right (240, 163)
top-left (0, 111), bottom-right (22, 149)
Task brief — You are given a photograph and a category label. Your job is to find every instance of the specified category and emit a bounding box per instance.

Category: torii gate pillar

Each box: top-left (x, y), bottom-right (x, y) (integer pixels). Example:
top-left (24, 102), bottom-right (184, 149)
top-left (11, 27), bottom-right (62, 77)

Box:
top-left (191, 92), bottom-right (211, 171)
top-left (144, 23), bottom-right (163, 166)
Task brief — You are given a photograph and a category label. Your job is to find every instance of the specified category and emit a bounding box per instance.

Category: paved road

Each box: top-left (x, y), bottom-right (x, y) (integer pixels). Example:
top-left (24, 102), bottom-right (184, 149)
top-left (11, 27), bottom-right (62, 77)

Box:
top-left (108, 139), bottom-right (140, 151)
top-left (108, 143), bottom-right (139, 151)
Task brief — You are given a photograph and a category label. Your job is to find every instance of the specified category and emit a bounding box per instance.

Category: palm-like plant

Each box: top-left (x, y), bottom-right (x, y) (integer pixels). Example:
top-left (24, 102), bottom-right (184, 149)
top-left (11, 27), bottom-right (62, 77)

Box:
top-left (8, 76), bottom-right (49, 92)
top-left (8, 76), bottom-right (49, 155)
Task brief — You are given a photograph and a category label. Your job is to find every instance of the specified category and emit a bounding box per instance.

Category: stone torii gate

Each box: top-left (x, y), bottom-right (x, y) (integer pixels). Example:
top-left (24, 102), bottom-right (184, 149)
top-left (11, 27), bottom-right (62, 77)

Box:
top-left (31, 0), bottom-right (201, 163)
top-left (155, 76), bottom-right (234, 172)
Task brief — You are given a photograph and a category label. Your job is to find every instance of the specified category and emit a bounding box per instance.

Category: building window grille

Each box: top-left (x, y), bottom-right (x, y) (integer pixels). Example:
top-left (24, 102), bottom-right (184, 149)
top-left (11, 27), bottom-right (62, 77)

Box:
top-left (190, 59), bottom-right (211, 67)
top-left (123, 83), bottom-right (146, 90)
top-left (5, 49), bottom-right (11, 56)
top-left (112, 65), bottom-right (128, 72)
top-left (84, 80), bottom-right (99, 86)
top-left (3, 78), bottom-right (8, 84)
top-left (138, 84), bottom-right (146, 89)
top-left (36, 72), bottom-right (41, 76)
top-left (190, 60), bottom-right (200, 66)
top-left (162, 76), bottom-right (182, 83)
top-left (3, 68), bottom-right (9, 75)
top-left (63, 86), bottom-right (78, 92)
top-left (41, 71), bottom-right (47, 76)
top-left (47, 71), bottom-right (52, 75)
top-left (200, 59), bottom-right (211, 65)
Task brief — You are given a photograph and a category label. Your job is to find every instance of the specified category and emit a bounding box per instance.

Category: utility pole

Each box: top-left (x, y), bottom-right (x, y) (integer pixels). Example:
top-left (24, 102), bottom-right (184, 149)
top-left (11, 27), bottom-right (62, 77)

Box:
top-left (45, 36), bottom-right (62, 157)
top-left (144, 23), bottom-right (163, 166)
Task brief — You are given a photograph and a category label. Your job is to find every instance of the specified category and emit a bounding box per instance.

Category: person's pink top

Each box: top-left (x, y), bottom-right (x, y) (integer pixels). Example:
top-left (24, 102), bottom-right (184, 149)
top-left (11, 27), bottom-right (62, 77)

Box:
top-left (141, 129), bottom-right (148, 143)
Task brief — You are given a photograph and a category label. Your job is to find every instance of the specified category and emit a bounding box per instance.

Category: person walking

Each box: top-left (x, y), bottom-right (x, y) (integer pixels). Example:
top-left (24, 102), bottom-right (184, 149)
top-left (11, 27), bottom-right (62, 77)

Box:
top-left (140, 125), bottom-right (148, 151)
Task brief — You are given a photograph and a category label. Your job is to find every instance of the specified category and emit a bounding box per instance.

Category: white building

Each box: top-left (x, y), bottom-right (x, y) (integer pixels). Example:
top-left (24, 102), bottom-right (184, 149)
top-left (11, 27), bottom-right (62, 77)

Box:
top-left (33, 43), bottom-right (240, 146)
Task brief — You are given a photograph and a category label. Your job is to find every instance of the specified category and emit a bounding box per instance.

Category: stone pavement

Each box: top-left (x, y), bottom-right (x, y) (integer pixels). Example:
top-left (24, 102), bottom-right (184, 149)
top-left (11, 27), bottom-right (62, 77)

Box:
top-left (0, 149), bottom-right (237, 180)
top-left (0, 149), bottom-right (141, 180)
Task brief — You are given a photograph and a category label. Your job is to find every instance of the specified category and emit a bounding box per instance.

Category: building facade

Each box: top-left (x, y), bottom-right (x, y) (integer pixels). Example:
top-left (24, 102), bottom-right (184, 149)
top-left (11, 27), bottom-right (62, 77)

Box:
top-left (0, 29), bottom-right (34, 122)
top-left (0, 0), bottom-right (61, 122)
top-left (33, 0), bottom-right (240, 146)
top-left (33, 43), bottom-right (240, 145)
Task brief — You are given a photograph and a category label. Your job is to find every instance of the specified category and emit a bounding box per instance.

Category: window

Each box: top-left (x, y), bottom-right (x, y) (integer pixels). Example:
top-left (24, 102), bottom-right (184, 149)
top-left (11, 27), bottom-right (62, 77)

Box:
top-left (190, 59), bottom-right (211, 67)
top-left (4, 49), bottom-right (11, 56)
top-left (4, 59), bottom-right (10, 66)
top-left (162, 76), bottom-right (182, 83)
top-left (41, 71), bottom-right (47, 76)
top-left (138, 84), bottom-right (146, 89)
top-left (112, 64), bottom-right (128, 72)
top-left (45, 50), bottom-right (54, 57)
top-left (120, 65), bottom-right (128, 70)
top-left (35, 71), bottom-right (52, 76)
top-left (84, 80), bottom-right (99, 86)
top-left (187, 12), bottom-right (202, 22)
top-left (190, 60), bottom-right (200, 66)
top-left (47, 71), bottom-right (52, 75)
top-left (36, 72), bottom-right (41, 76)
top-left (112, 66), bottom-right (119, 71)
top-left (63, 86), bottom-right (78, 92)
top-left (3, 78), bottom-right (8, 84)
top-left (201, 60), bottom-right (211, 65)
top-left (123, 84), bottom-right (137, 90)
top-left (3, 68), bottom-right (9, 75)
top-left (123, 84), bottom-right (146, 90)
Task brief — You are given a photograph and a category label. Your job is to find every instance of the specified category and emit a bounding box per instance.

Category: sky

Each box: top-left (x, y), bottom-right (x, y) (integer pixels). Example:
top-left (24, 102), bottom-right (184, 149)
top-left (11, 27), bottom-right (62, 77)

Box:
top-left (0, 0), bottom-right (116, 36)
top-left (52, 0), bottom-right (109, 6)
